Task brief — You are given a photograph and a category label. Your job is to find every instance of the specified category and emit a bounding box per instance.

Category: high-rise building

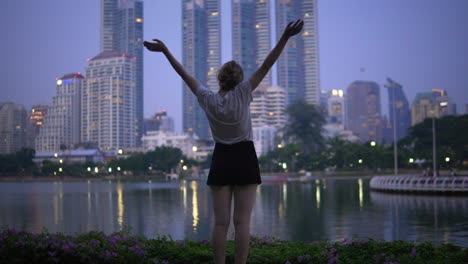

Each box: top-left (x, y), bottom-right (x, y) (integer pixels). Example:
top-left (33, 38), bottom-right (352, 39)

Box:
top-left (144, 110), bottom-right (175, 134)
top-left (0, 102), bottom-right (28, 154)
top-left (182, 0), bottom-right (221, 141)
top-left (384, 78), bottom-right (411, 142)
top-left (276, 0), bottom-right (320, 105)
top-left (411, 89), bottom-right (456, 126)
top-left (232, 0), bottom-right (272, 87)
top-left (35, 74), bottom-right (83, 152)
top-left (250, 86), bottom-right (287, 129)
top-left (253, 125), bottom-right (277, 157)
top-left (326, 89), bottom-right (346, 128)
top-left (28, 104), bottom-right (49, 148)
top-left (82, 52), bottom-right (136, 151)
top-left (346, 81), bottom-right (383, 143)
top-left (100, 0), bottom-right (144, 145)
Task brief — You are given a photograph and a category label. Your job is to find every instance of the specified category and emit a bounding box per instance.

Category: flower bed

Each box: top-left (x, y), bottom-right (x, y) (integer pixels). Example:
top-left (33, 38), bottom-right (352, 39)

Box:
top-left (1, 227), bottom-right (466, 263)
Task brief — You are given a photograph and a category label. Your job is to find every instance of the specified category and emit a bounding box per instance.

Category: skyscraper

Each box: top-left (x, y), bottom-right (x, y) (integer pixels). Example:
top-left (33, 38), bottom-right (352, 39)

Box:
top-left (346, 81), bottom-right (383, 143)
top-left (384, 78), bottom-right (411, 142)
top-left (36, 74), bottom-right (83, 152)
top-left (182, 0), bottom-right (221, 141)
top-left (100, 0), bottom-right (144, 145)
top-left (232, 0), bottom-right (272, 87)
top-left (0, 102), bottom-right (28, 154)
top-left (276, 0), bottom-right (320, 105)
top-left (82, 52), bottom-right (136, 151)
top-left (411, 89), bottom-right (456, 126)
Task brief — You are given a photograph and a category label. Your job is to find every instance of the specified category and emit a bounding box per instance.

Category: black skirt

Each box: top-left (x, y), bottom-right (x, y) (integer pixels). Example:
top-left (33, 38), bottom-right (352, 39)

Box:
top-left (207, 141), bottom-right (262, 186)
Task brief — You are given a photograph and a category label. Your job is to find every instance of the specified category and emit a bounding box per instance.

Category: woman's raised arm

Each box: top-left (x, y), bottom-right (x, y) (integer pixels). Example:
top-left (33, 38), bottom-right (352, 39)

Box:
top-left (248, 19), bottom-right (304, 91)
top-left (144, 39), bottom-right (200, 94)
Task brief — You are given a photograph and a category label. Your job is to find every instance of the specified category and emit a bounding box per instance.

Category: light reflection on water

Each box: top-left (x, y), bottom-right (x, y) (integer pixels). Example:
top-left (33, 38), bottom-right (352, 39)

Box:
top-left (0, 179), bottom-right (467, 247)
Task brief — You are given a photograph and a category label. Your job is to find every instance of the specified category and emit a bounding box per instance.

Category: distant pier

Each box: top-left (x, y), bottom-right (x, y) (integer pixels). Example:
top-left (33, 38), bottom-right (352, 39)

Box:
top-left (370, 175), bottom-right (468, 193)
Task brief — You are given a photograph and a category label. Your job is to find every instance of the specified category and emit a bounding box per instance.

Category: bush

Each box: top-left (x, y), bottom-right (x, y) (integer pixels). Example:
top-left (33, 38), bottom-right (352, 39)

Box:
top-left (1, 227), bottom-right (466, 263)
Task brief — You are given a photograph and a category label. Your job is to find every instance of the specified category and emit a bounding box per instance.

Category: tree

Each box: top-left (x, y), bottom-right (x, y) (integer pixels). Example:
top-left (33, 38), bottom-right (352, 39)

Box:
top-left (147, 146), bottom-right (183, 173)
top-left (404, 114), bottom-right (468, 169)
top-left (283, 100), bottom-right (326, 156)
top-left (16, 148), bottom-right (36, 174)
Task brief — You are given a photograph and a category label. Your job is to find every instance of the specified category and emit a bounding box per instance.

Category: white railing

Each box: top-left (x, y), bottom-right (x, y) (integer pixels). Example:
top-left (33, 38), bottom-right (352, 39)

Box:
top-left (370, 175), bottom-right (468, 193)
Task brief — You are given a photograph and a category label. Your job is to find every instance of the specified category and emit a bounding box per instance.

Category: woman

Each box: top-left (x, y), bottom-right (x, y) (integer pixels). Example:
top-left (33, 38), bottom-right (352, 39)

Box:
top-left (144, 19), bottom-right (303, 264)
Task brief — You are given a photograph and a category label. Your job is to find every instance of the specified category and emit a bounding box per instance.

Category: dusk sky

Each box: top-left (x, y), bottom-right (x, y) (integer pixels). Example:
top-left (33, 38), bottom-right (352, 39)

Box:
top-left (1, 0), bottom-right (467, 132)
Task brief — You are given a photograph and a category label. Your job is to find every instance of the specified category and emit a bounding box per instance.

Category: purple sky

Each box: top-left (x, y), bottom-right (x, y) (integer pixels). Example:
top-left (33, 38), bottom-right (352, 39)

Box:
top-left (1, 0), bottom-right (467, 132)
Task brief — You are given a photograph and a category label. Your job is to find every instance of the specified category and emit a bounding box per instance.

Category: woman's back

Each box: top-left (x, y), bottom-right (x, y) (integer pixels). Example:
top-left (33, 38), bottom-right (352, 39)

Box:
top-left (196, 81), bottom-right (253, 144)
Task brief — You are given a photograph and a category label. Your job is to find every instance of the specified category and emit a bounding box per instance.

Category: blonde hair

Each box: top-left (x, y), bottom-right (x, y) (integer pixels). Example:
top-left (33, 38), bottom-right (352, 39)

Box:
top-left (217, 60), bottom-right (244, 91)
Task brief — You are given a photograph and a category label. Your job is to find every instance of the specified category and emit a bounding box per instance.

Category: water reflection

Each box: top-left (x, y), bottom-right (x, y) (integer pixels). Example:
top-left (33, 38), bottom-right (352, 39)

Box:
top-left (0, 180), bottom-right (466, 247)
top-left (370, 191), bottom-right (468, 246)
top-left (315, 179), bottom-right (321, 209)
top-left (191, 181), bottom-right (199, 231)
top-left (358, 178), bottom-right (363, 208)
top-left (116, 182), bottom-right (124, 229)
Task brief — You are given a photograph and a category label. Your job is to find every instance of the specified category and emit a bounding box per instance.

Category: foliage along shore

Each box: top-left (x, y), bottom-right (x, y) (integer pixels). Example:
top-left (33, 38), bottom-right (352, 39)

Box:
top-left (1, 227), bottom-right (467, 264)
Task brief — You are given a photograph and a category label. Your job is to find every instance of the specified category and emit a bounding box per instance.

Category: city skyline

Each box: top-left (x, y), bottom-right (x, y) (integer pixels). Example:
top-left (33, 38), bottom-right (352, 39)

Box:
top-left (1, 0), bottom-right (467, 133)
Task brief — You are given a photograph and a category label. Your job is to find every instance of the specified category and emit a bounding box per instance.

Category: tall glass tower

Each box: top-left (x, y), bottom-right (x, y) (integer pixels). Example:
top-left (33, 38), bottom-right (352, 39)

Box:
top-left (384, 78), bottom-right (411, 142)
top-left (276, 0), bottom-right (319, 105)
top-left (182, 0), bottom-right (221, 141)
top-left (232, 0), bottom-right (272, 87)
top-left (100, 0), bottom-right (143, 145)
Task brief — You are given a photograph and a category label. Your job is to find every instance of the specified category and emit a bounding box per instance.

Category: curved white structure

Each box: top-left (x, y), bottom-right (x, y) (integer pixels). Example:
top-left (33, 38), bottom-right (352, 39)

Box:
top-left (370, 175), bottom-right (468, 193)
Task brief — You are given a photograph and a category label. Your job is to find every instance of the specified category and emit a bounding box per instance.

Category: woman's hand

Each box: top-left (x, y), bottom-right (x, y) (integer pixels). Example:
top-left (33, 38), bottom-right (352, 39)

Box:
top-left (143, 39), bottom-right (168, 53)
top-left (283, 19), bottom-right (304, 38)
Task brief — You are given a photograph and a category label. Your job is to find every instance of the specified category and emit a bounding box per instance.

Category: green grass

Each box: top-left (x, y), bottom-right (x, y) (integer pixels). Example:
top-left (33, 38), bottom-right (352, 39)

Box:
top-left (1, 227), bottom-right (466, 263)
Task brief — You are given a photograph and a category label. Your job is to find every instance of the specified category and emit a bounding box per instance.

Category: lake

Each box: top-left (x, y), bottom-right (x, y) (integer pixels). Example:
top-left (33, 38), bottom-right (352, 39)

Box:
top-left (0, 178), bottom-right (467, 247)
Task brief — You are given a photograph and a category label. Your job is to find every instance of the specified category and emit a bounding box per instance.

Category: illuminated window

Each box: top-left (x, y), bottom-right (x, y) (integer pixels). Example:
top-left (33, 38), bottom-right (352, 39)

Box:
top-left (135, 18), bottom-right (142, 23)
top-left (211, 12), bottom-right (219, 16)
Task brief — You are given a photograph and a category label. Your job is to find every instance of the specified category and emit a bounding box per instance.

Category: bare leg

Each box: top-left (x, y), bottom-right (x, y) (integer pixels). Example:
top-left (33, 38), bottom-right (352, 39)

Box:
top-left (233, 184), bottom-right (258, 264)
top-left (210, 185), bottom-right (233, 264)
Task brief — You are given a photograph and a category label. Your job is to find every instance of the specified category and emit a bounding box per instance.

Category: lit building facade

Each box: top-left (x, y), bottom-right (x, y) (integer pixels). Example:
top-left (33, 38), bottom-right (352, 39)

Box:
top-left (0, 102), bottom-right (28, 154)
top-left (101, 0), bottom-right (144, 145)
top-left (251, 85), bottom-right (287, 129)
top-left (411, 89), bottom-right (456, 126)
top-left (323, 89), bottom-right (350, 139)
top-left (327, 89), bottom-right (346, 128)
top-left (82, 51), bottom-right (136, 151)
top-left (346, 81), bottom-right (383, 143)
top-left (182, 0), bottom-right (221, 141)
top-left (232, 0), bottom-right (272, 87)
top-left (141, 130), bottom-right (197, 159)
top-left (35, 74), bottom-right (83, 152)
top-left (28, 104), bottom-right (49, 148)
top-left (276, 0), bottom-right (320, 105)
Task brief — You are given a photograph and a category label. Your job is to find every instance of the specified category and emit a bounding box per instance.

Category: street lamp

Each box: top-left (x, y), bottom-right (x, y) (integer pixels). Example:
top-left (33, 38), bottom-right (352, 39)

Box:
top-left (384, 81), bottom-right (398, 175)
